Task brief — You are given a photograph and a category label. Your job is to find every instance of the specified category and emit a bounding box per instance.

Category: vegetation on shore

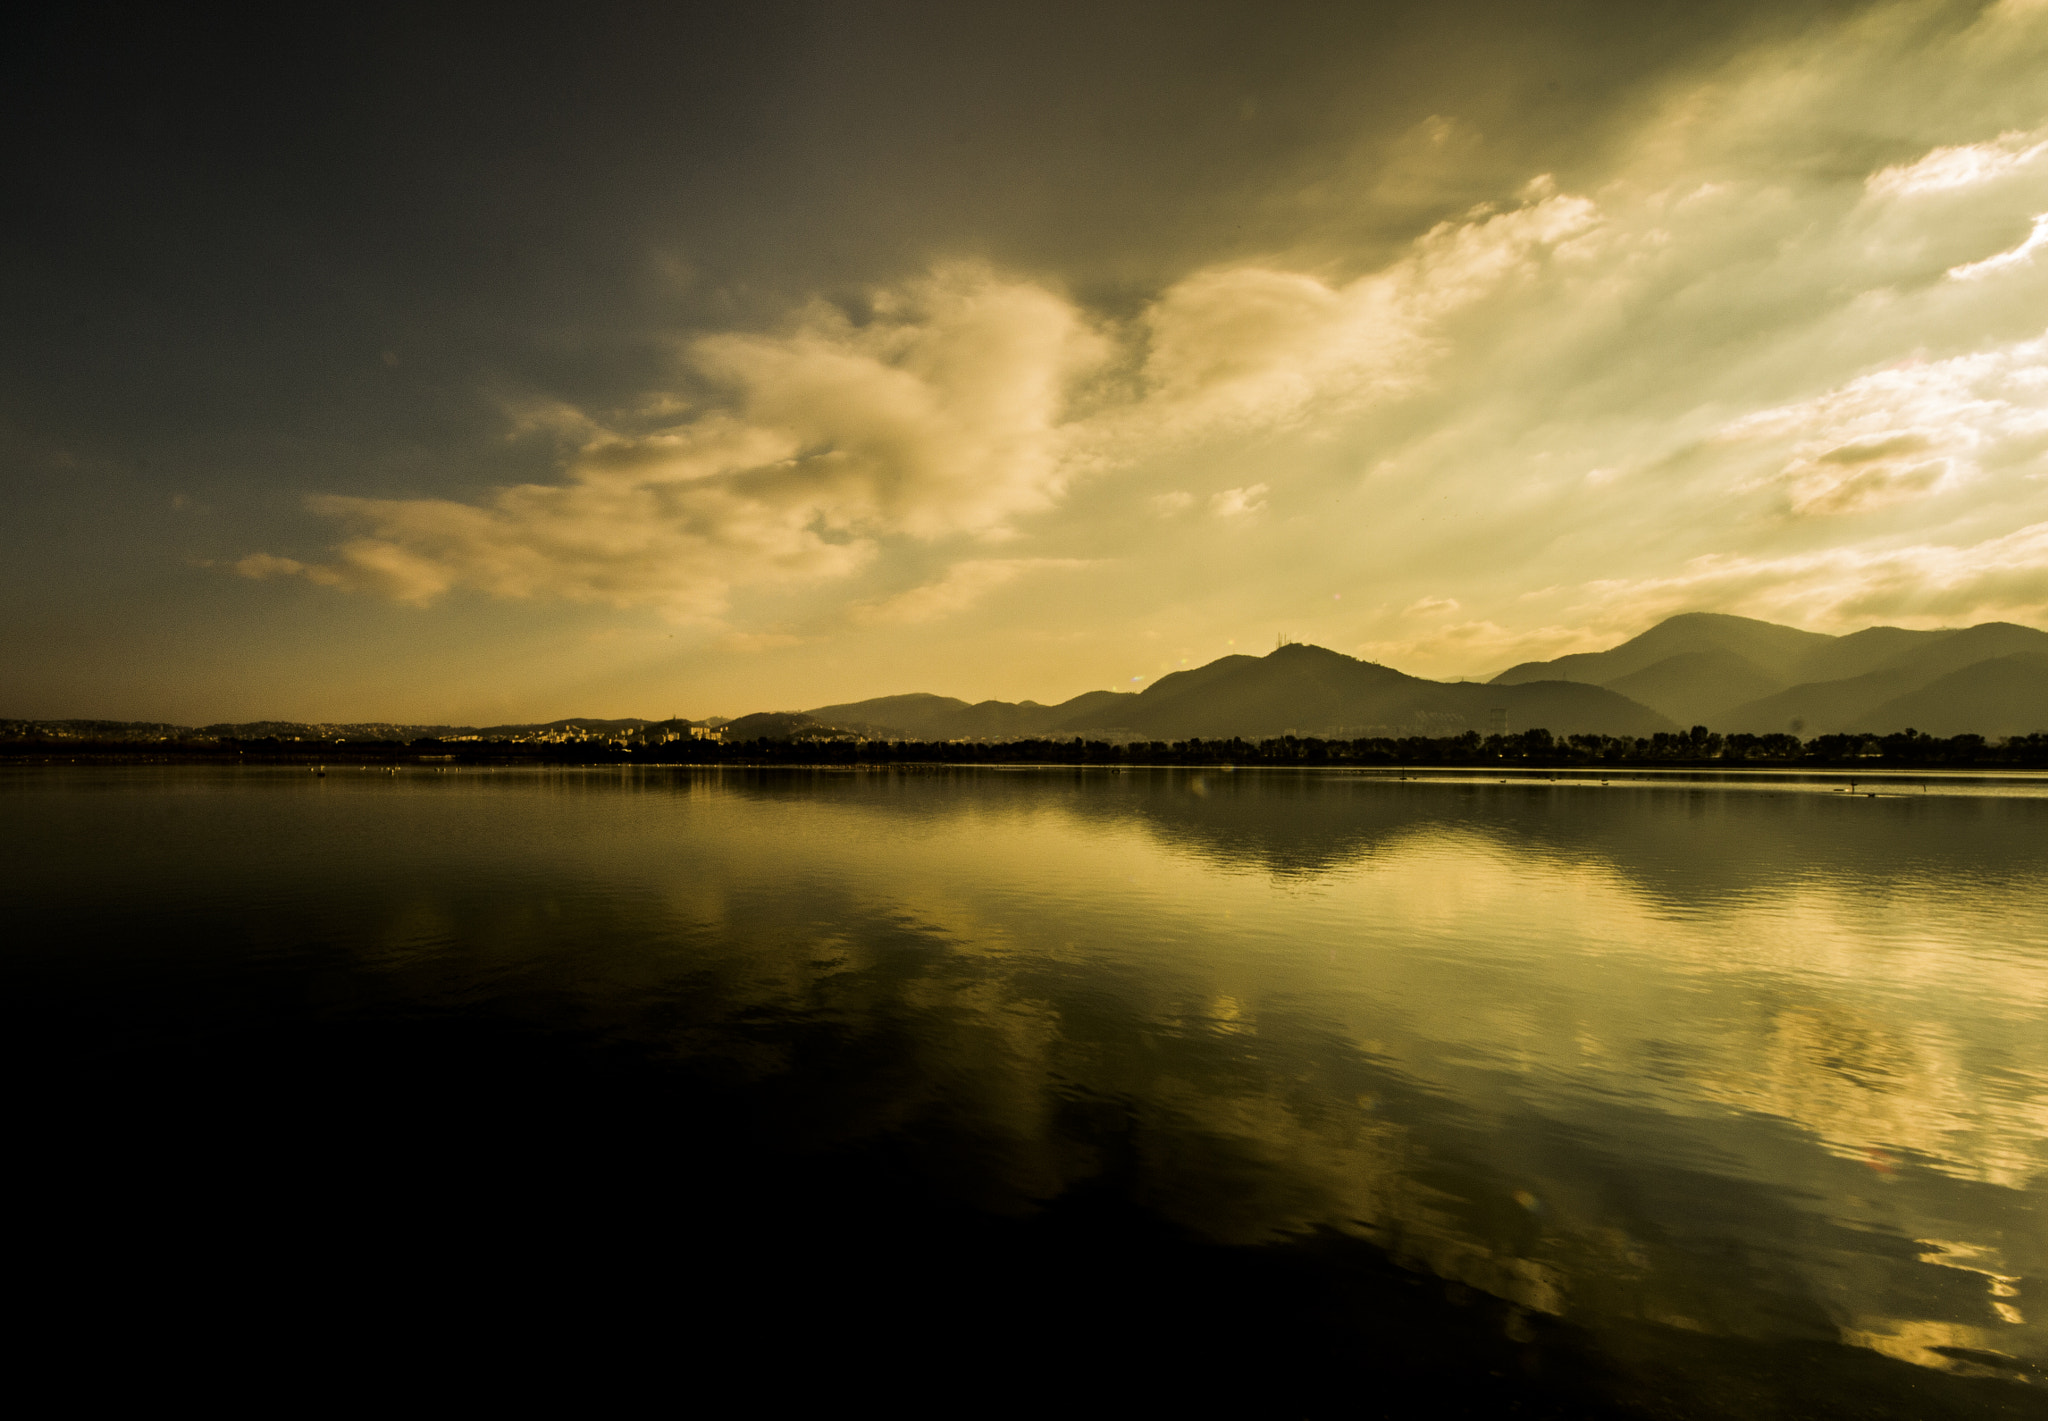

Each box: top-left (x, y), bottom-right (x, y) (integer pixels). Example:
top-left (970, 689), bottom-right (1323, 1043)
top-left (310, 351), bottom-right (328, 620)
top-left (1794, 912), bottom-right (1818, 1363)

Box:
top-left (7, 724), bottom-right (2047, 769)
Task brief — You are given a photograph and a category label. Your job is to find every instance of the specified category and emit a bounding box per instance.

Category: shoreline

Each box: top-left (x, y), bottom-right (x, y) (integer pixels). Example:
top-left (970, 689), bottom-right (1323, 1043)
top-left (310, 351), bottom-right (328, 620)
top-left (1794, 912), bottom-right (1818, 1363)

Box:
top-left (9, 753), bottom-right (2048, 793)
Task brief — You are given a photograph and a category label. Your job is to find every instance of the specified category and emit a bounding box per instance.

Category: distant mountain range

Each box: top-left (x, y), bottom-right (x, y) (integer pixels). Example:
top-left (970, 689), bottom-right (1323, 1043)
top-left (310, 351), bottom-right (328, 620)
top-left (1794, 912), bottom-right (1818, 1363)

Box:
top-left (1492, 613), bottom-right (2048, 736)
top-left (768, 613), bottom-right (2047, 741)
top-left (774, 643), bottom-right (1674, 741)
top-left (11, 614), bottom-right (2045, 746)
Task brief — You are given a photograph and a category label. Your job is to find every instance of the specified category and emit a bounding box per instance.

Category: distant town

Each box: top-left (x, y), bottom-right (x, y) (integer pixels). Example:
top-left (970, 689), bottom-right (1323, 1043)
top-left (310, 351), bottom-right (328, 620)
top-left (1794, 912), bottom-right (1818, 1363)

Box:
top-left (0, 716), bottom-right (728, 750)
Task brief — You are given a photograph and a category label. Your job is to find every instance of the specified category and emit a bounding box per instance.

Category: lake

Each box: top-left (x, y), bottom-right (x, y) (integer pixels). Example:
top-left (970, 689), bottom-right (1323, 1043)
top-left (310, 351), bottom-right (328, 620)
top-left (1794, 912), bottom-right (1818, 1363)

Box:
top-left (6, 764), bottom-right (2044, 1415)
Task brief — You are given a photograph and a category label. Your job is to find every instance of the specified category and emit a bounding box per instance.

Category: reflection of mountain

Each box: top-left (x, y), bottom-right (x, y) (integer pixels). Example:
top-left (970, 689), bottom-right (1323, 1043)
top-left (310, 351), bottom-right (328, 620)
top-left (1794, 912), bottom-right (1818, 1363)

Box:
top-left (1047, 768), bottom-right (2048, 904)
top-left (805, 643), bottom-right (1671, 740)
top-left (756, 766), bottom-right (2048, 905)
top-left (1063, 771), bottom-right (1434, 879)
top-left (1494, 613), bottom-right (2048, 735)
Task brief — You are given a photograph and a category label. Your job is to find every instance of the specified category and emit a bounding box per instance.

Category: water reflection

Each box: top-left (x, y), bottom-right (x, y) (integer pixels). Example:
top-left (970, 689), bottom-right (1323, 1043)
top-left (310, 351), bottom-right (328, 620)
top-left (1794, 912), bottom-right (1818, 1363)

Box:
top-left (6, 765), bottom-right (2043, 1406)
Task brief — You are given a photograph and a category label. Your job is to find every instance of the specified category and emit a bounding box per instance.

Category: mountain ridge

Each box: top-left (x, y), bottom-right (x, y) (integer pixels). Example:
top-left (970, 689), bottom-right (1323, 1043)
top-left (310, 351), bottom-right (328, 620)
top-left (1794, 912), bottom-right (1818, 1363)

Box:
top-left (792, 613), bottom-right (2046, 742)
top-left (1493, 614), bottom-right (2048, 735)
top-left (10, 613), bottom-right (2044, 744)
top-left (795, 642), bottom-right (1672, 741)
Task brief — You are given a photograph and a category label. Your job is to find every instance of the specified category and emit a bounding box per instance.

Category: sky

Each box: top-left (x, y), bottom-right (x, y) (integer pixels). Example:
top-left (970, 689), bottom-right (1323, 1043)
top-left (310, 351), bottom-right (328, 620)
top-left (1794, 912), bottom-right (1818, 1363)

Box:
top-left (8, 0), bottom-right (2048, 723)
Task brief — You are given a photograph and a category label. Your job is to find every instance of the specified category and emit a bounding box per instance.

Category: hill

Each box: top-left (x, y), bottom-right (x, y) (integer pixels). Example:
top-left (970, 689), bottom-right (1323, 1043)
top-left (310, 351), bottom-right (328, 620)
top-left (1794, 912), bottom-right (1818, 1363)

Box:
top-left (1853, 654), bottom-right (2048, 738)
top-left (802, 690), bottom-right (1135, 741)
top-left (1597, 649), bottom-right (1785, 727)
top-left (1492, 614), bottom-right (1835, 688)
top-left (1495, 614), bottom-right (2048, 734)
top-left (809, 643), bottom-right (1672, 743)
top-left (18, 613), bottom-right (2043, 749)
top-left (719, 712), bottom-right (850, 741)
top-left (1059, 643), bottom-right (1668, 738)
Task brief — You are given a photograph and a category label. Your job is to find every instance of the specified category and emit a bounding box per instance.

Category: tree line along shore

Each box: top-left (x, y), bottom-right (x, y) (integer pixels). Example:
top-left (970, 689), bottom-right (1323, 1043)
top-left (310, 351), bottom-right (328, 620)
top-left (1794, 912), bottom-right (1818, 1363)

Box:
top-left (7, 726), bottom-right (2047, 769)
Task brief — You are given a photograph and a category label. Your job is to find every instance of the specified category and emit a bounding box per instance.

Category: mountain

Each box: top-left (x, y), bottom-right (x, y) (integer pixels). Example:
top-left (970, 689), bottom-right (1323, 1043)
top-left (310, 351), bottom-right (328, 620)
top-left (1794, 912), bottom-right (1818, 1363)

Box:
top-left (21, 615), bottom-right (2042, 749)
top-left (1717, 623), bottom-right (2048, 733)
top-left (1496, 613), bottom-right (2048, 734)
top-left (1598, 650), bottom-right (1785, 727)
top-left (721, 712), bottom-right (847, 741)
top-left (1714, 669), bottom-right (1923, 737)
top-left (802, 690), bottom-right (1135, 741)
top-left (1837, 654), bottom-right (2048, 738)
top-left (1037, 643), bottom-right (1670, 740)
top-left (784, 644), bottom-right (1673, 742)
top-left (1789, 626), bottom-right (1951, 683)
top-left (1865, 621), bottom-right (2048, 682)
top-left (1492, 614), bottom-right (1834, 688)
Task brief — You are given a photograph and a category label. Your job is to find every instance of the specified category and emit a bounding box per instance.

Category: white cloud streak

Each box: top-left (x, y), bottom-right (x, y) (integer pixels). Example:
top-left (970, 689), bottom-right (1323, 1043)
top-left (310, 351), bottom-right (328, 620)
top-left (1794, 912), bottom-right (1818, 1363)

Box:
top-left (1713, 335), bottom-right (2048, 517)
top-left (1868, 129), bottom-right (2048, 198)
top-left (1580, 520), bottom-right (2048, 627)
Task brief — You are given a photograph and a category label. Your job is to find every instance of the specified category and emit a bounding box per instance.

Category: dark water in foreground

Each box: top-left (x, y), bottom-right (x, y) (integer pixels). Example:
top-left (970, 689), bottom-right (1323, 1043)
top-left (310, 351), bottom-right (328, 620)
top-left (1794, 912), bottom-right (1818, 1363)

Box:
top-left (7, 765), bottom-right (2046, 1414)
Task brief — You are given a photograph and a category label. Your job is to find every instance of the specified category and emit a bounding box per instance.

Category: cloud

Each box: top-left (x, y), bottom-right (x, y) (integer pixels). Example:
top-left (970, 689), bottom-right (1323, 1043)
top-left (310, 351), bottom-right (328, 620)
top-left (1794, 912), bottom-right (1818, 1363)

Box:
top-left (241, 0), bottom-right (2048, 673)
top-left (251, 266), bottom-right (1109, 618)
top-left (1949, 212), bottom-right (2048, 280)
top-left (235, 552), bottom-right (341, 587)
top-left (1867, 129), bottom-right (2048, 198)
top-left (1121, 187), bottom-right (1600, 440)
top-left (1318, 3), bottom-right (2048, 677)
top-left (1580, 520), bottom-right (2048, 630)
top-left (248, 178), bottom-right (1604, 619)
top-left (851, 558), bottom-right (1094, 626)
top-left (1358, 620), bottom-right (1607, 677)
top-left (715, 630), bottom-right (807, 654)
top-left (1210, 484), bottom-right (1269, 518)
top-left (1712, 333), bottom-right (2048, 516)
top-left (235, 553), bottom-right (309, 580)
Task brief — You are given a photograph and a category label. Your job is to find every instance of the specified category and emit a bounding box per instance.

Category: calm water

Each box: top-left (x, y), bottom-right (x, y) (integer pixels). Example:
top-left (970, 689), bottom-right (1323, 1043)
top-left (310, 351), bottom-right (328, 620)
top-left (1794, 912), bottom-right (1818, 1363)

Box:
top-left (7, 765), bottom-right (2046, 1414)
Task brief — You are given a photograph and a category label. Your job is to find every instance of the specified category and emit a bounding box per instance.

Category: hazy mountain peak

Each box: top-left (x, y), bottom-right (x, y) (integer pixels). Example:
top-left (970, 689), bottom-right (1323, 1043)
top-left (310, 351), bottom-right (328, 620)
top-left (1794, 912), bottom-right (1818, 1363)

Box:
top-left (1483, 611), bottom-right (2045, 736)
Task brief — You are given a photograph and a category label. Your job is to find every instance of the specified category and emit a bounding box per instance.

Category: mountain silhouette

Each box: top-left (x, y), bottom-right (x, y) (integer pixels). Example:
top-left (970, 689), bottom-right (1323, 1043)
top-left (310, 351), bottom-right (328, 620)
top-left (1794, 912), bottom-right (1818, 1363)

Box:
top-left (1496, 613), bottom-right (2048, 735)
top-left (802, 642), bottom-right (1672, 741)
top-left (1598, 649), bottom-right (1785, 727)
top-left (803, 690), bottom-right (1134, 740)
top-left (1492, 613), bottom-right (1835, 686)
top-left (1055, 644), bottom-right (1670, 738)
top-left (1714, 669), bottom-right (1922, 738)
top-left (795, 614), bottom-right (2046, 743)
top-left (1849, 653), bottom-right (2048, 738)
top-left (16, 611), bottom-right (2043, 745)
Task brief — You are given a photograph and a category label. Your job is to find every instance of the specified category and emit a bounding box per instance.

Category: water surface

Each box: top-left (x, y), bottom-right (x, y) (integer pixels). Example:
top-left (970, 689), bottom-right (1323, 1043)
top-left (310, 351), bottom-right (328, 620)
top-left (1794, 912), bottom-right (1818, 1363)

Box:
top-left (7, 765), bottom-right (2044, 1414)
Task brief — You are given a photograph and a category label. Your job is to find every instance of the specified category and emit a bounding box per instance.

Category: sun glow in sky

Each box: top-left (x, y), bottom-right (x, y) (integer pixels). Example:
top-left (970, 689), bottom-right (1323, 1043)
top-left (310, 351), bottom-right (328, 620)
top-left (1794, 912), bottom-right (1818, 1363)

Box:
top-left (8, 1), bottom-right (2048, 722)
